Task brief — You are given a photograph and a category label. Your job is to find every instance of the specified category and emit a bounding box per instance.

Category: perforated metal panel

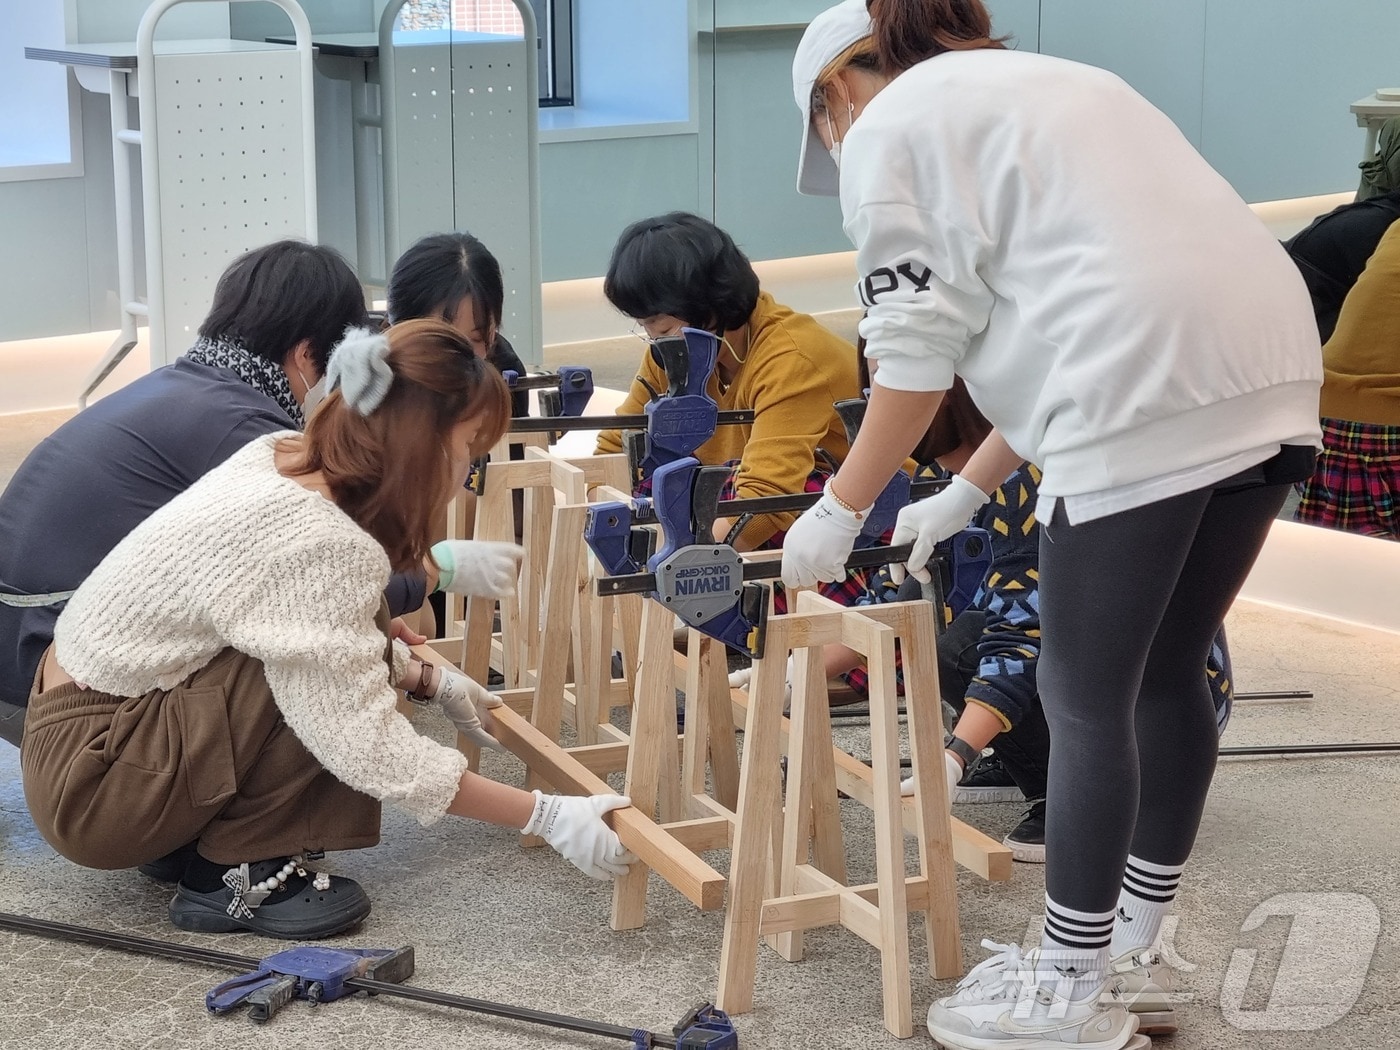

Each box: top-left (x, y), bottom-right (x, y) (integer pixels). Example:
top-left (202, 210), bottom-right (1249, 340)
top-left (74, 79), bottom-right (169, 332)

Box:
top-left (385, 43), bottom-right (456, 248)
top-left (151, 49), bottom-right (311, 355)
top-left (380, 2), bottom-right (543, 362)
top-left (450, 38), bottom-right (538, 359)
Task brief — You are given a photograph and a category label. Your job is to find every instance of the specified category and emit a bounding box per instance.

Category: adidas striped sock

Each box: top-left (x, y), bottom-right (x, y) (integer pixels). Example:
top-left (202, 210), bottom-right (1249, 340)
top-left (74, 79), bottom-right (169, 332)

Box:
top-left (1109, 855), bottom-right (1184, 957)
top-left (1041, 895), bottom-right (1112, 1000)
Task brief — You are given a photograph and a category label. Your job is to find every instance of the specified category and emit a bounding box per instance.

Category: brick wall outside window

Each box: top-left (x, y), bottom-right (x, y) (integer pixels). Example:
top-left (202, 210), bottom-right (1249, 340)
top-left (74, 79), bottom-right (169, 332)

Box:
top-left (452, 0), bottom-right (526, 35)
top-left (400, 0), bottom-right (525, 35)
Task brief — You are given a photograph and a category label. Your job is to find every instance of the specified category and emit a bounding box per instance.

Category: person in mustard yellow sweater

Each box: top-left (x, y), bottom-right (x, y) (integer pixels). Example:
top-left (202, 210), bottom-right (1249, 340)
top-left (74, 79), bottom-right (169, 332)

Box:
top-left (596, 212), bottom-right (861, 552)
top-left (1297, 221), bottom-right (1400, 539)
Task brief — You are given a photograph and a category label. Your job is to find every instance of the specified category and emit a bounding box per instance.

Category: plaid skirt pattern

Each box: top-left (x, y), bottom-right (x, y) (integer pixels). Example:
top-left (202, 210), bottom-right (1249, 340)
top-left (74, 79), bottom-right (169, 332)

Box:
top-left (1296, 418), bottom-right (1400, 540)
top-left (714, 461), bottom-right (870, 614)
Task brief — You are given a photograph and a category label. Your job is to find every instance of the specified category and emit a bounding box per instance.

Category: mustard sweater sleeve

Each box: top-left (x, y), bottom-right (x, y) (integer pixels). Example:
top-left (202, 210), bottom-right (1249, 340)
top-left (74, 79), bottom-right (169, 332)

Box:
top-left (728, 347), bottom-right (844, 547)
top-left (1320, 222), bottom-right (1400, 426)
top-left (594, 351), bottom-right (666, 455)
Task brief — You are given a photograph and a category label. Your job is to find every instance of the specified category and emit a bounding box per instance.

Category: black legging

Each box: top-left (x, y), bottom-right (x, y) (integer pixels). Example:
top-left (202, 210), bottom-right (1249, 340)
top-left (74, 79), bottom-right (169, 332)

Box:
top-left (1036, 469), bottom-right (1289, 913)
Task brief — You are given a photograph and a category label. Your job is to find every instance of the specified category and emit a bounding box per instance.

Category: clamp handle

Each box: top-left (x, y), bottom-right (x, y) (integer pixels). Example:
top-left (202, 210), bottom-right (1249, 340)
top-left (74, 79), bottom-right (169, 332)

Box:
top-left (637, 329), bottom-right (722, 481)
top-left (647, 457), bottom-right (703, 572)
top-left (557, 365), bottom-right (594, 417)
top-left (206, 968), bottom-right (279, 1015)
top-left (652, 328), bottom-right (718, 399)
top-left (586, 501), bottom-right (644, 577)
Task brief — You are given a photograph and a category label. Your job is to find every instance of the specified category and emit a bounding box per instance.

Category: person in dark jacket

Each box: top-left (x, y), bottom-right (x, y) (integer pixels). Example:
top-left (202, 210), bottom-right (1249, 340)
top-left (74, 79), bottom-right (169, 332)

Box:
top-left (1282, 189), bottom-right (1400, 342)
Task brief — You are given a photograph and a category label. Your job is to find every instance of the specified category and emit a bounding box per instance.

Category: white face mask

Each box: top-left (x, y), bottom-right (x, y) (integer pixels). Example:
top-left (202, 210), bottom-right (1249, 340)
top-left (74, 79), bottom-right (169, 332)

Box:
top-left (824, 103), bottom-right (855, 170)
top-left (298, 367), bottom-right (328, 418)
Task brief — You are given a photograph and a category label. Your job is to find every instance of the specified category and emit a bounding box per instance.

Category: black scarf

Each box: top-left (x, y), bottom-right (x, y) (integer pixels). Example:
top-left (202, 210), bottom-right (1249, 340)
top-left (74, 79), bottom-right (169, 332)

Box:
top-left (184, 334), bottom-right (305, 429)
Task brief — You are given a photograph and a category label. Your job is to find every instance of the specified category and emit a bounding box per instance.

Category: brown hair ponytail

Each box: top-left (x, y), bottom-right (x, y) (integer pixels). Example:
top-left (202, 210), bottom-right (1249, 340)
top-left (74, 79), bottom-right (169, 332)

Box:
top-left (865, 0), bottom-right (1008, 74)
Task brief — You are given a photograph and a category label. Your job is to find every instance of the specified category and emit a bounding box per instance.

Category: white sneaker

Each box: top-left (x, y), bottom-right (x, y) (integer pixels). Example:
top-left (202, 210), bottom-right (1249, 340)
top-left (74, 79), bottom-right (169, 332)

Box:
top-left (1106, 947), bottom-right (1177, 1035)
top-left (926, 940), bottom-right (1138, 1050)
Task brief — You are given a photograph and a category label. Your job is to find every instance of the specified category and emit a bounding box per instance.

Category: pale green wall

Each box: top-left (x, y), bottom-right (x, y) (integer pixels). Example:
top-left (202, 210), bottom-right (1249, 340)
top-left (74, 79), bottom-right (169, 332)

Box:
top-left (4, 0), bottom-right (1398, 338)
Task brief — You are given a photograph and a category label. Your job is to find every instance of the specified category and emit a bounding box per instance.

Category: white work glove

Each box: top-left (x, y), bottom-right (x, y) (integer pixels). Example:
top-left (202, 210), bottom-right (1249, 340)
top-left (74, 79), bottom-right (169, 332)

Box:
top-left (780, 484), bottom-right (871, 590)
top-left (890, 475), bottom-right (989, 585)
top-left (727, 657), bottom-right (794, 705)
top-left (900, 750), bottom-right (964, 805)
top-left (431, 540), bottom-right (524, 598)
top-left (435, 666), bottom-right (508, 753)
top-left (521, 790), bottom-right (638, 880)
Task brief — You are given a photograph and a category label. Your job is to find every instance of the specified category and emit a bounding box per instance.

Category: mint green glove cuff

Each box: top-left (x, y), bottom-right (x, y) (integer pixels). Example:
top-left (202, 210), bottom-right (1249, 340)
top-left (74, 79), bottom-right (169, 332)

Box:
top-left (430, 540), bottom-right (456, 593)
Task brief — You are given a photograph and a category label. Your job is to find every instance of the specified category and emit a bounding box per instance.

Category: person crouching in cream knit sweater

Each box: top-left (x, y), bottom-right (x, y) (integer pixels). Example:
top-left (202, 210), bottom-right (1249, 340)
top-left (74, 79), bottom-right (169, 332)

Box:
top-left (21, 319), bottom-right (635, 940)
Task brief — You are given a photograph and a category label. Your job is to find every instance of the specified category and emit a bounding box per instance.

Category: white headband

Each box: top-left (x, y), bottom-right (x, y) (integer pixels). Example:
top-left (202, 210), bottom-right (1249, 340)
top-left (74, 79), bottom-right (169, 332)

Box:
top-left (326, 326), bottom-right (394, 415)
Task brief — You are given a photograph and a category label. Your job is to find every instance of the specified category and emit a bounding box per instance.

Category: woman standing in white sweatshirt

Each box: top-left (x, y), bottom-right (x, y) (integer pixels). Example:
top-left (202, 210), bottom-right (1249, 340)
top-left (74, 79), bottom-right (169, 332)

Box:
top-left (781, 3), bottom-right (1322, 1048)
top-left (22, 320), bottom-right (634, 940)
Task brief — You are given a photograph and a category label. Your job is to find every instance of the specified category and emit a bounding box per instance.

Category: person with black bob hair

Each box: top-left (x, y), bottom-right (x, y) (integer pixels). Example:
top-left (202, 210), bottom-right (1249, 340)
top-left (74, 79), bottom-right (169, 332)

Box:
top-left (197, 238), bottom-right (370, 377)
top-left (387, 231), bottom-right (530, 417)
top-left (0, 239), bottom-right (523, 752)
top-left (596, 212), bottom-right (863, 554)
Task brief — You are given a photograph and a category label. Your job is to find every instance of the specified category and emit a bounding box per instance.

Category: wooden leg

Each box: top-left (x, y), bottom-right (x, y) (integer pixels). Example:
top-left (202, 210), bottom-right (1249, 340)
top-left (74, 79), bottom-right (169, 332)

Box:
top-left (461, 594), bottom-right (497, 684)
top-left (682, 631), bottom-right (715, 804)
top-left (903, 603), bottom-right (963, 980)
top-left (610, 600), bottom-right (680, 930)
top-left (576, 586), bottom-right (610, 747)
top-left (850, 614), bottom-right (913, 1039)
top-left (702, 640), bottom-right (740, 812)
top-left (520, 504), bottom-right (589, 846)
top-left (773, 642), bottom-right (821, 962)
top-left (716, 622), bottom-right (792, 1016)
top-left (803, 666), bottom-right (846, 885)
top-left (617, 593), bottom-right (643, 709)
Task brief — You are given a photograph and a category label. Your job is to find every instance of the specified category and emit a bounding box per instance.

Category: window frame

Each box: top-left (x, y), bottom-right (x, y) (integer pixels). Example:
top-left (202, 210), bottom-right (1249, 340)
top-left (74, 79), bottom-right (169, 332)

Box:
top-left (0, 0), bottom-right (84, 183)
top-left (531, 0), bottom-right (574, 108)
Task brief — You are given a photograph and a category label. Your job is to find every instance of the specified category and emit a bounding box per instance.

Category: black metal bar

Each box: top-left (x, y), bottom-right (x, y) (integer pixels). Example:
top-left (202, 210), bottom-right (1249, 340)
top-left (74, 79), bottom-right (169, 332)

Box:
top-left (827, 692), bottom-right (1312, 724)
top-left (626, 477), bottom-right (947, 527)
top-left (598, 543), bottom-right (920, 596)
top-left (503, 373), bottom-right (582, 392)
top-left (346, 977), bottom-right (670, 1046)
top-left (0, 912), bottom-right (258, 972)
top-left (1220, 742), bottom-right (1400, 757)
top-left (0, 912), bottom-right (677, 1046)
top-left (888, 742), bottom-right (1400, 769)
top-left (511, 409), bottom-right (755, 434)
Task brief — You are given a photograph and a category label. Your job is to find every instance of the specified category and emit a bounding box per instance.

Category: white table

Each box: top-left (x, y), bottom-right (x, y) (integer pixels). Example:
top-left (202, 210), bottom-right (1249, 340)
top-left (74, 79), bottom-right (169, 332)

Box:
top-left (1351, 91), bottom-right (1400, 164)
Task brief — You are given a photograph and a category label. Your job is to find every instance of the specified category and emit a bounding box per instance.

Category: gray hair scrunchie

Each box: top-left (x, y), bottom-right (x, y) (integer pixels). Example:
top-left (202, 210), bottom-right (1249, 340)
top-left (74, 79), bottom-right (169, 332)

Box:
top-left (326, 326), bottom-right (394, 415)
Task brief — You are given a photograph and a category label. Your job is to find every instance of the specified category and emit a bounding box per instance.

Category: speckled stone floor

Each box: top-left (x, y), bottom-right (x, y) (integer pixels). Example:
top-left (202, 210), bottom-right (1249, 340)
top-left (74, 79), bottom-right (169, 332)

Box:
top-left (3, 596), bottom-right (1399, 1049)
top-left (3, 375), bottom-right (1399, 1049)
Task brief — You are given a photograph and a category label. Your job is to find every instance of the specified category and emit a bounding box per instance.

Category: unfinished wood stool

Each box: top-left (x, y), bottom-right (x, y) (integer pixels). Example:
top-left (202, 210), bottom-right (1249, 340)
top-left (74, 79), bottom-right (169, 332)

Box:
top-left (716, 592), bottom-right (962, 1038)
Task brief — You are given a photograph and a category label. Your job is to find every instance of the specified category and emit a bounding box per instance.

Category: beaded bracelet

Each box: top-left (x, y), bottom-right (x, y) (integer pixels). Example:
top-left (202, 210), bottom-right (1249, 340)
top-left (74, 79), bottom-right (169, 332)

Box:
top-left (827, 484), bottom-right (865, 520)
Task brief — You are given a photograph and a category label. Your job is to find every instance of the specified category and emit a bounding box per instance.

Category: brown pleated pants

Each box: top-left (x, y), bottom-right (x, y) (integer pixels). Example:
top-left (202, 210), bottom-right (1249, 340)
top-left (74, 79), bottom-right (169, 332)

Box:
top-left (21, 636), bottom-right (387, 869)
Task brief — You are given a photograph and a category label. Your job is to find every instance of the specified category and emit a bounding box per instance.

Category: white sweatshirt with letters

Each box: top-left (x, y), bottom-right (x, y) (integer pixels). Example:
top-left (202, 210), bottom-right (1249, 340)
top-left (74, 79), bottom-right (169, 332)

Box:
top-left (842, 49), bottom-right (1321, 518)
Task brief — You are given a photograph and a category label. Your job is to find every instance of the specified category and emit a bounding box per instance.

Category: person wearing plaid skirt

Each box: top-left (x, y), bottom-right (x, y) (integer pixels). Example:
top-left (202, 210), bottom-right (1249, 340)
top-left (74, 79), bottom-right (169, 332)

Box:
top-left (1297, 222), bottom-right (1400, 539)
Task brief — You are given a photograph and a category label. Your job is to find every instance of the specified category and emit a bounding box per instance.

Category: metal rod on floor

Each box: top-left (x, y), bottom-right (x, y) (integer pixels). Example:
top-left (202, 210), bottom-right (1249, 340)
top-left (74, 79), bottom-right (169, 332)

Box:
top-left (1232, 690), bottom-right (1314, 704)
top-left (1219, 742), bottom-right (1400, 758)
top-left (0, 912), bottom-right (681, 1046)
top-left (825, 690), bottom-right (1313, 726)
top-left (887, 741), bottom-right (1400, 770)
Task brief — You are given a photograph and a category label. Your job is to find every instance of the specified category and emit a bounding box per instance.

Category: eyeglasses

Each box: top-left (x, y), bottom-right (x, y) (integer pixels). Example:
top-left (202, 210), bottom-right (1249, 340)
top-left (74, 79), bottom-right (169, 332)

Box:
top-left (630, 320), bottom-right (684, 346)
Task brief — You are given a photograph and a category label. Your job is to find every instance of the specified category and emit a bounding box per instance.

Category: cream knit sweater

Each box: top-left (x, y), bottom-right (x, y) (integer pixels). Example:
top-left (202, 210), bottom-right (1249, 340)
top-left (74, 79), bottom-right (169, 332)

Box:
top-left (54, 434), bottom-right (468, 826)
